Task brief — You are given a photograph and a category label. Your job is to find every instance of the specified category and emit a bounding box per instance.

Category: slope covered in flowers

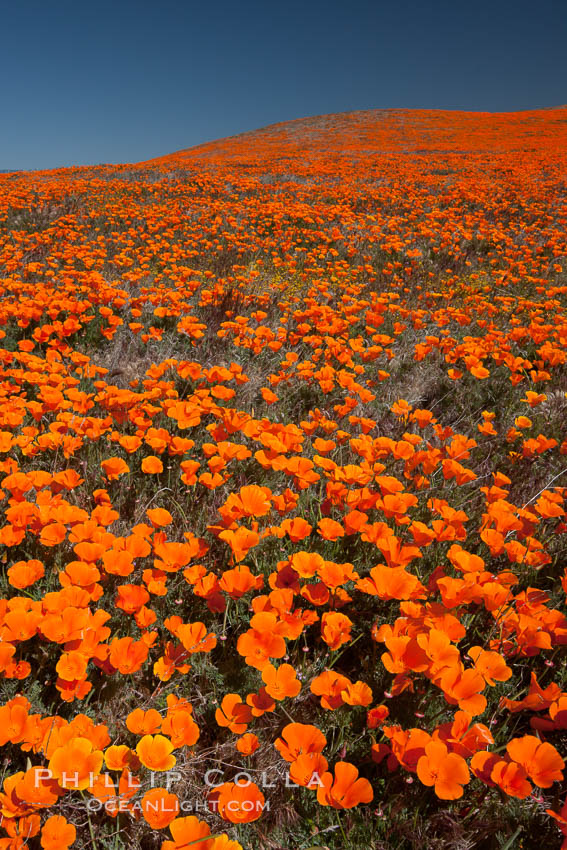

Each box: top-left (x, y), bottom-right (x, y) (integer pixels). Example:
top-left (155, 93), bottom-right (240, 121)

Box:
top-left (0, 107), bottom-right (566, 849)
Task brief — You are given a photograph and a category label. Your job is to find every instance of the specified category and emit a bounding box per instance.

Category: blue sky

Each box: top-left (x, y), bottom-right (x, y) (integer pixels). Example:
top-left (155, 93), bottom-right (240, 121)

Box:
top-left (2, 0), bottom-right (566, 170)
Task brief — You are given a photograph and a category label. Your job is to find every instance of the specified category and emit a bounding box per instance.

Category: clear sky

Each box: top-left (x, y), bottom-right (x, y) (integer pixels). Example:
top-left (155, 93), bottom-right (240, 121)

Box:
top-left (2, 0), bottom-right (566, 170)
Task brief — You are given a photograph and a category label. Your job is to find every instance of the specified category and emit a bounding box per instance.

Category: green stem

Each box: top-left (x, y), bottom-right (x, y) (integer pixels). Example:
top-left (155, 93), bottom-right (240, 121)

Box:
top-left (280, 703), bottom-right (296, 723)
top-left (80, 790), bottom-right (99, 850)
top-left (336, 812), bottom-right (348, 845)
top-left (327, 632), bottom-right (364, 669)
top-left (222, 598), bottom-right (230, 637)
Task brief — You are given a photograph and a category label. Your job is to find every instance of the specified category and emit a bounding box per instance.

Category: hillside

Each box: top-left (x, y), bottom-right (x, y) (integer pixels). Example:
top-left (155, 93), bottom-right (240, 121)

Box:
top-left (155, 105), bottom-right (567, 158)
top-left (0, 108), bottom-right (566, 850)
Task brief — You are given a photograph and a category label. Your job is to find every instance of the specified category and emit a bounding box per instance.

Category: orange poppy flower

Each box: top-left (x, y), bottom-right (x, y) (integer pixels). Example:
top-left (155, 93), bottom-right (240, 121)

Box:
top-left (316, 761), bottom-right (373, 808)
top-left (289, 751), bottom-right (329, 787)
top-left (506, 735), bottom-right (564, 787)
top-left (116, 583), bottom-right (150, 613)
top-left (219, 527), bottom-right (260, 562)
top-left (126, 708), bottom-right (162, 735)
top-left (317, 518), bottom-right (345, 540)
top-left (236, 613), bottom-right (287, 669)
top-left (468, 646), bottom-right (512, 686)
top-left (118, 435), bottom-right (143, 454)
top-left (310, 671), bottom-right (351, 710)
top-left (437, 667), bottom-right (487, 716)
top-left (211, 779), bottom-right (265, 823)
top-left (104, 745), bottom-right (137, 771)
top-left (261, 663), bottom-right (301, 700)
top-left (222, 485), bottom-right (272, 519)
top-left (260, 387), bottom-right (278, 404)
top-left (39, 523), bottom-right (67, 547)
top-left (367, 705), bottom-right (390, 728)
top-left (5, 813), bottom-right (41, 840)
top-left (215, 694), bottom-right (253, 734)
top-left (136, 734), bottom-right (176, 771)
top-left (162, 699), bottom-right (200, 748)
top-left (109, 636), bottom-right (149, 674)
top-left (416, 740), bottom-right (470, 799)
top-left (341, 680), bottom-right (373, 706)
top-left (48, 737), bottom-right (104, 789)
top-left (290, 551), bottom-right (325, 578)
top-left (236, 733), bottom-right (260, 755)
top-left (356, 564), bottom-right (427, 601)
top-left (142, 455), bottom-right (164, 474)
top-left (246, 686), bottom-right (276, 717)
top-left (278, 516), bottom-right (312, 541)
top-left (15, 767), bottom-right (61, 809)
top-left (490, 759), bottom-right (532, 798)
top-left (147, 507), bottom-right (173, 526)
top-left (101, 457), bottom-right (130, 480)
top-left (274, 723), bottom-right (327, 762)
top-left (383, 726), bottom-right (431, 772)
top-left (433, 711), bottom-right (493, 757)
top-left (140, 788), bottom-right (180, 829)
top-left (321, 612), bottom-right (353, 650)
top-left (55, 650), bottom-right (88, 682)
top-left (219, 564), bottom-right (264, 599)
top-left (521, 391), bottom-right (547, 407)
top-left (40, 815), bottom-right (76, 850)
top-left (176, 621), bottom-right (217, 654)
top-left (162, 815), bottom-right (212, 850)
top-left (7, 560), bottom-right (44, 589)
top-left (343, 509), bottom-right (368, 534)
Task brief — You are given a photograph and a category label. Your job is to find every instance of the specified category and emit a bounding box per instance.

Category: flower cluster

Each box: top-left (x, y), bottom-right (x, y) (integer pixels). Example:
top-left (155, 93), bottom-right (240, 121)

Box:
top-left (0, 107), bottom-right (566, 848)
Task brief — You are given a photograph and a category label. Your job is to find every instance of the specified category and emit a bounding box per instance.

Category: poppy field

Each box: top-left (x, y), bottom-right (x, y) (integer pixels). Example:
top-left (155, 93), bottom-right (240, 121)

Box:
top-left (1, 106), bottom-right (567, 849)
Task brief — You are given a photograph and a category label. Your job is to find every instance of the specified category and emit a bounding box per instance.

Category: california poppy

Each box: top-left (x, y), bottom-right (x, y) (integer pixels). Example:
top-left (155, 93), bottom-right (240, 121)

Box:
top-left (162, 816), bottom-right (213, 850)
top-left (261, 663), bottom-right (301, 700)
top-left (316, 761), bottom-right (373, 808)
top-left (136, 734), bottom-right (176, 771)
top-left (40, 815), bottom-right (76, 850)
top-left (140, 788), bottom-right (180, 829)
top-left (416, 740), bottom-right (470, 799)
top-left (48, 737), bottom-right (104, 789)
top-left (274, 723), bottom-right (327, 762)
top-left (210, 779), bottom-right (265, 823)
top-left (506, 735), bottom-right (564, 788)
top-left (215, 693), bottom-right (253, 734)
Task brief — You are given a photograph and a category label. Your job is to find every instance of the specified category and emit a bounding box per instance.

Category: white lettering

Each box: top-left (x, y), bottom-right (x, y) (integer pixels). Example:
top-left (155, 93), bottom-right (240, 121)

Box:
top-left (204, 769), bottom-right (224, 787)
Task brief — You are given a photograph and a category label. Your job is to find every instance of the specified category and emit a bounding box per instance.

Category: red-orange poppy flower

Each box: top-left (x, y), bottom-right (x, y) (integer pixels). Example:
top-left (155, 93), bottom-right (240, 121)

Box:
top-left (219, 564), bottom-right (264, 599)
top-left (109, 637), bottom-right (149, 674)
